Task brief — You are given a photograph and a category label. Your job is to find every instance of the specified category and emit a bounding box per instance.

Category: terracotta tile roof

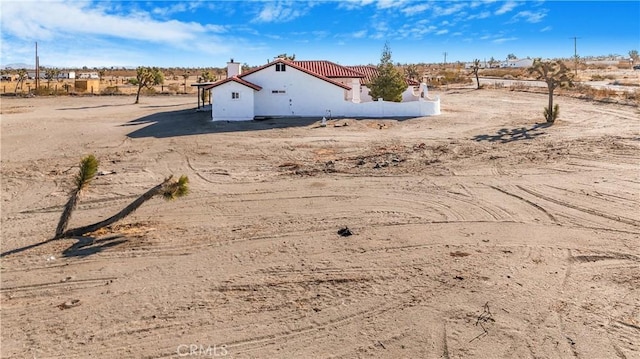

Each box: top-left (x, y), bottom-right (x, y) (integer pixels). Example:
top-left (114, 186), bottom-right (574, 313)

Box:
top-left (238, 58), bottom-right (352, 90)
top-left (346, 65), bottom-right (420, 86)
top-left (203, 76), bottom-right (262, 91)
top-left (346, 65), bottom-right (377, 85)
top-left (292, 60), bottom-right (365, 79)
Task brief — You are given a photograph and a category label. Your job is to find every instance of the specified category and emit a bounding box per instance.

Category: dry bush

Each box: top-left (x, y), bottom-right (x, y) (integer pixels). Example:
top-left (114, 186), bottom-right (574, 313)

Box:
top-left (480, 68), bottom-right (526, 79)
top-left (434, 70), bottom-right (472, 86)
top-left (509, 82), bottom-right (528, 91)
top-left (101, 86), bottom-right (123, 95)
top-left (624, 89), bottom-right (640, 104)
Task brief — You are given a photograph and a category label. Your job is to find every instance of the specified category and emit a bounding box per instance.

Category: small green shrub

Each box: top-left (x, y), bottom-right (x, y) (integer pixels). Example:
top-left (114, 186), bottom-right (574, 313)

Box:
top-left (544, 104), bottom-right (560, 123)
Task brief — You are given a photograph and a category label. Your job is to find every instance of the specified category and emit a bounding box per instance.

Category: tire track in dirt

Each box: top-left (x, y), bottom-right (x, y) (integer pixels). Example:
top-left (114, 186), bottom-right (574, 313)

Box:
top-left (0, 276), bottom-right (117, 293)
top-left (489, 185), bottom-right (558, 222)
top-left (516, 185), bottom-right (639, 227)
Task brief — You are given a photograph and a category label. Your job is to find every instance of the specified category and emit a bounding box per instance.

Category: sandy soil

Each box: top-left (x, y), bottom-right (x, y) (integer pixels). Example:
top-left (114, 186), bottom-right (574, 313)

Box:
top-left (1, 89), bottom-right (639, 358)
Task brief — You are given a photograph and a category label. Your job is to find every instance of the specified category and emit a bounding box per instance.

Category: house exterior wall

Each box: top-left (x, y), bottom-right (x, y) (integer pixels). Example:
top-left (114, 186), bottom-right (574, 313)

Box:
top-left (501, 59), bottom-right (534, 68)
top-left (241, 65), bottom-right (348, 117)
top-left (211, 81), bottom-right (255, 121)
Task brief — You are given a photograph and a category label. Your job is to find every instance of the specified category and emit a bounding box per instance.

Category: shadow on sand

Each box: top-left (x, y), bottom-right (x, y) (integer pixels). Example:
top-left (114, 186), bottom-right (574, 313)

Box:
top-left (125, 107), bottom-right (422, 139)
top-left (0, 235), bottom-right (128, 258)
top-left (124, 107), bottom-right (324, 138)
top-left (61, 236), bottom-right (128, 258)
top-left (473, 122), bottom-right (552, 143)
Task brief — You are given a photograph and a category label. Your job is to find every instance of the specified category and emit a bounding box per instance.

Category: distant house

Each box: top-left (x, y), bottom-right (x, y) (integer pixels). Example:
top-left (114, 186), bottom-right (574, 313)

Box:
top-left (78, 72), bottom-right (100, 79)
top-left (500, 58), bottom-right (534, 68)
top-left (57, 71), bottom-right (76, 80)
top-left (204, 59), bottom-right (439, 122)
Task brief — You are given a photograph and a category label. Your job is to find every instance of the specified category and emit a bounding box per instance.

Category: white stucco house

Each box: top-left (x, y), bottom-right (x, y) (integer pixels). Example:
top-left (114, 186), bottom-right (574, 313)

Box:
top-left (204, 59), bottom-right (440, 121)
top-left (500, 58), bottom-right (534, 68)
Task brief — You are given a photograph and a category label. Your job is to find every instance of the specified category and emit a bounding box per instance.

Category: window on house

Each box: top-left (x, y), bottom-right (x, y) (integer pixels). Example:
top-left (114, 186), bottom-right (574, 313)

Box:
top-left (275, 63), bottom-right (286, 72)
top-left (271, 90), bottom-right (286, 94)
top-left (231, 92), bottom-right (239, 99)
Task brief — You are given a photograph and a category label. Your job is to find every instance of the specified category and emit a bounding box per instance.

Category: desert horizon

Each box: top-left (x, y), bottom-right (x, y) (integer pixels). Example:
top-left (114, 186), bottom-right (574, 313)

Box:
top-left (1, 80), bottom-right (639, 358)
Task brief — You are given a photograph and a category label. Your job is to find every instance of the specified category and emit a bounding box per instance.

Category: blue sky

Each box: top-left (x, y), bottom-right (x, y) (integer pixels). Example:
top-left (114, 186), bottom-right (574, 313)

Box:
top-left (1, 1), bottom-right (638, 68)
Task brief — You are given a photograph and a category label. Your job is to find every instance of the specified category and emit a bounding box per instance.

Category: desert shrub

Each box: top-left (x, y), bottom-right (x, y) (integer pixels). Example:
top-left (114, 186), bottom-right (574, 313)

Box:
top-left (101, 86), bottom-right (122, 95)
top-left (435, 70), bottom-right (471, 85)
top-left (168, 83), bottom-right (180, 92)
top-left (32, 86), bottom-right (59, 96)
top-left (142, 87), bottom-right (157, 95)
top-left (480, 68), bottom-right (525, 78)
top-left (590, 74), bottom-right (605, 81)
top-left (595, 88), bottom-right (618, 98)
top-left (543, 104), bottom-right (560, 123)
top-left (624, 89), bottom-right (640, 103)
top-left (509, 82), bottom-right (528, 91)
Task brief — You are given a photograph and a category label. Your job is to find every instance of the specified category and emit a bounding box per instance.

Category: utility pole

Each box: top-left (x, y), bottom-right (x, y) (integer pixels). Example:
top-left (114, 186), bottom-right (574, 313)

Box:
top-left (443, 52), bottom-right (448, 66)
top-left (35, 42), bottom-right (40, 90)
top-left (570, 36), bottom-right (580, 76)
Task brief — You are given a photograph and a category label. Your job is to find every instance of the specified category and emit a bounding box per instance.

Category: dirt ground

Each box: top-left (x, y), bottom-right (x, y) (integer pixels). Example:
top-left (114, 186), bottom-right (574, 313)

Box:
top-left (1, 89), bottom-right (639, 358)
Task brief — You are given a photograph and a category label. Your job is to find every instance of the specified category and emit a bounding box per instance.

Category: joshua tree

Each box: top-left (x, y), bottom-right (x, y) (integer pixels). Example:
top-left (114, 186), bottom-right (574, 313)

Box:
top-left (200, 70), bottom-right (215, 82)
top-left (404, 64), bottom-right (419, 81)
top-left (369, 42), bottom-right (406, 102)
top-left (275, 53), bottom-right (295, 61)
top-left (488, 57), bottom-right (497, 68)
top-left (629, 50), bottom-right (639, 66)
top-left (182, 72), bottom-right (190, 93)
top-left (15, 69), bottom-right (28, 94)
top-left (132, 66), bottom-right (164, 104)
top-left (59, 175), bottom-right (189, 238)
top-left (51, 153), bottom-right (189, 239)
top-left (469, 59), bottom-right (482, 89)
top-left (45, 68), bottom-right (59, 89)
top-left (528, 59), bottom-right (573, 123)
top-left (55, 155), bottom-right (99, 238)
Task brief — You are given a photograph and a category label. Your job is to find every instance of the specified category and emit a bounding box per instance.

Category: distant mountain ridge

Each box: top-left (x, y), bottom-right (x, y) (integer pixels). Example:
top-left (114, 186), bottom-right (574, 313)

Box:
top-left (1, 63), bottom-right (34, 70)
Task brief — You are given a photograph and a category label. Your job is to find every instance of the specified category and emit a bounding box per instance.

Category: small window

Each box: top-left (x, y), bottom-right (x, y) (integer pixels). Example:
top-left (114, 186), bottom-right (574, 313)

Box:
top-left (231, 92), bottom-right (239, 99)
top-left (271, 90), bottom-right (286, 94)
top-left (275, 63), bottom-right (286, 72)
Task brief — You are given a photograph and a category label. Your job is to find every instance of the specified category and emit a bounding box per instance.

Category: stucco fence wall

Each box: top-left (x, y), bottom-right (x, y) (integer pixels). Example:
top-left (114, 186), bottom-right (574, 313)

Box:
top-left (212, 95), bottom-right (440, 121)
top-left (335, 97), bottom-right (440, 118)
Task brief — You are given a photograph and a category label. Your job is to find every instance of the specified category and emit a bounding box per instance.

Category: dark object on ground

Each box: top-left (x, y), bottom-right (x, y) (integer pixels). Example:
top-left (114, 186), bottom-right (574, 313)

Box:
top-left (338, 227), bottom-right (353, 237)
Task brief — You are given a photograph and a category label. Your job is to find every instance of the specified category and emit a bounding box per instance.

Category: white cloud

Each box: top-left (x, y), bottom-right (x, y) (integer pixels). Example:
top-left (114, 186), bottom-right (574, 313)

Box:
top-left (254, 1), bottom-right (309, 23)
top-left (540, 26), bottom-right (552, 32)
top-left (434, 3), bottom-right (467, 16)
top-left (0, 1), bottom-right (225, 43)
top-left (401, 3), bottom-right (430, 15)
top-left (467, 11), bottom-right (491, 20)
top-left (436, 29), bottom-right (449, 35)
top-left (513, 10), bottom-right (547, 23)
top-left (495, 1), bottom-right (518, 15)
top-left (0, 1), bottom-right (233, 67)
top-left (492, 37), bottom-right (517, 44)
top-left (377, 0), bottom-right (409, 9)
top-left (353, 30), bottom-right (367, 38)
top-left (338, 0), bottom-right (376, 10)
